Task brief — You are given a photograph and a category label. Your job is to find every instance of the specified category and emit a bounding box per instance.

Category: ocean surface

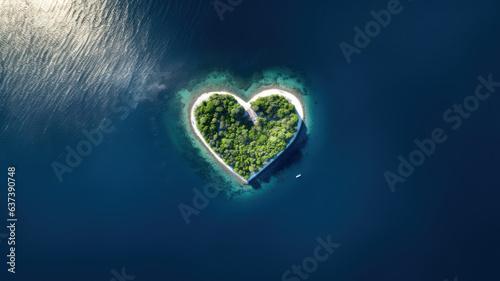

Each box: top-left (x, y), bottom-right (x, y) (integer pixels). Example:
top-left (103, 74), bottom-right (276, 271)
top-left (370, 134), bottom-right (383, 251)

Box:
top-left (1, 0), bottom-right (500, 280)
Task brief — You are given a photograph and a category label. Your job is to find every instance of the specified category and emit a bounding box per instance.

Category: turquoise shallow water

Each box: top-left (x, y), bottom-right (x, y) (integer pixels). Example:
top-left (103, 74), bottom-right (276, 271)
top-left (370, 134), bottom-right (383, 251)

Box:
top-left (161, 68), bottom-right (316, 198)
top-left (2, 0), bottom-right (500, 280)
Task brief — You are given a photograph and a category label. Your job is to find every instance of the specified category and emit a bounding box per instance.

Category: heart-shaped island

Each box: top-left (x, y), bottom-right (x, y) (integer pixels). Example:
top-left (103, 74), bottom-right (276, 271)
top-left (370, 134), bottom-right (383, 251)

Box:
top-left (190, 89), bottom-right (304, 182)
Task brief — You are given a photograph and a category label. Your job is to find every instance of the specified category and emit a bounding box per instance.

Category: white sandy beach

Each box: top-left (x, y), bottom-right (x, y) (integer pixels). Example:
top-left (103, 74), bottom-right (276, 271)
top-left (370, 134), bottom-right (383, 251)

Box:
top-left (190, 89), bottom-right (304, 183)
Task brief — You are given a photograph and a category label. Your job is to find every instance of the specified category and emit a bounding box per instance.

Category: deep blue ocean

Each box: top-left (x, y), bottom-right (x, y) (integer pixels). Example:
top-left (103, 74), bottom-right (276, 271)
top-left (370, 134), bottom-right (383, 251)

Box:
top-left (1, 0), bottom-right (500, 280)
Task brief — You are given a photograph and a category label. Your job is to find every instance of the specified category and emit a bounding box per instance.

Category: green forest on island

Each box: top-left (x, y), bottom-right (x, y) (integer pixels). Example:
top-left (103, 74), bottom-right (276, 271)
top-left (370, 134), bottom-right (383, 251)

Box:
top-left (194, 94), bottom-right (299, 179)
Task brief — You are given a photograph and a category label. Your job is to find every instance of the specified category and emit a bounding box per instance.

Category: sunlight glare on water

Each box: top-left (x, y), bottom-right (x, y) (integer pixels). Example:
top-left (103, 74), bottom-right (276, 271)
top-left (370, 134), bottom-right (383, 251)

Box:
top-left (0, 0), bottom-right (160, 137)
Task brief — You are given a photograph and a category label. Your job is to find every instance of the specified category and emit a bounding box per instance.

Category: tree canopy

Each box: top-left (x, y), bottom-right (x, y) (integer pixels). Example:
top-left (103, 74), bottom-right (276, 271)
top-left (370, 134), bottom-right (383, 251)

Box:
top-left (195, 94), bottom-right (299, 179)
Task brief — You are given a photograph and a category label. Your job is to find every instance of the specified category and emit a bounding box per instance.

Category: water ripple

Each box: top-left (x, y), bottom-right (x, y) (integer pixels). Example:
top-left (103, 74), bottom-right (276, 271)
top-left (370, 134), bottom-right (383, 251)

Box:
top-left (0, 0), bottom-right (173, 140)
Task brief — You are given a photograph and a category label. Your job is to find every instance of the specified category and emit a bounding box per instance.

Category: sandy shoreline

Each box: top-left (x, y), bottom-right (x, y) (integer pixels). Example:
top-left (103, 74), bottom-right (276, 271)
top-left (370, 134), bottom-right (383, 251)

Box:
top-left (189, 89), bottom-right (304, 183)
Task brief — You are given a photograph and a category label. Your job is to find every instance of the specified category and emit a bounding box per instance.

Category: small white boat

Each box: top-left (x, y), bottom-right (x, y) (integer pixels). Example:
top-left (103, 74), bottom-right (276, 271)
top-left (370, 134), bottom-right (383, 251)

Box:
top-left (296, 174), bottom-right (301, 178)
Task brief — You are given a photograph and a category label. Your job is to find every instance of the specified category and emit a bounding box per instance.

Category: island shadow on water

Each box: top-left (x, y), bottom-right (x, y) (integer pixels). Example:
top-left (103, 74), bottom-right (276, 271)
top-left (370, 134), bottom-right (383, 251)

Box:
top-left (162, 68), bottom-right (314, 195)
top-left (247, 122), bottom-right (309, 189)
